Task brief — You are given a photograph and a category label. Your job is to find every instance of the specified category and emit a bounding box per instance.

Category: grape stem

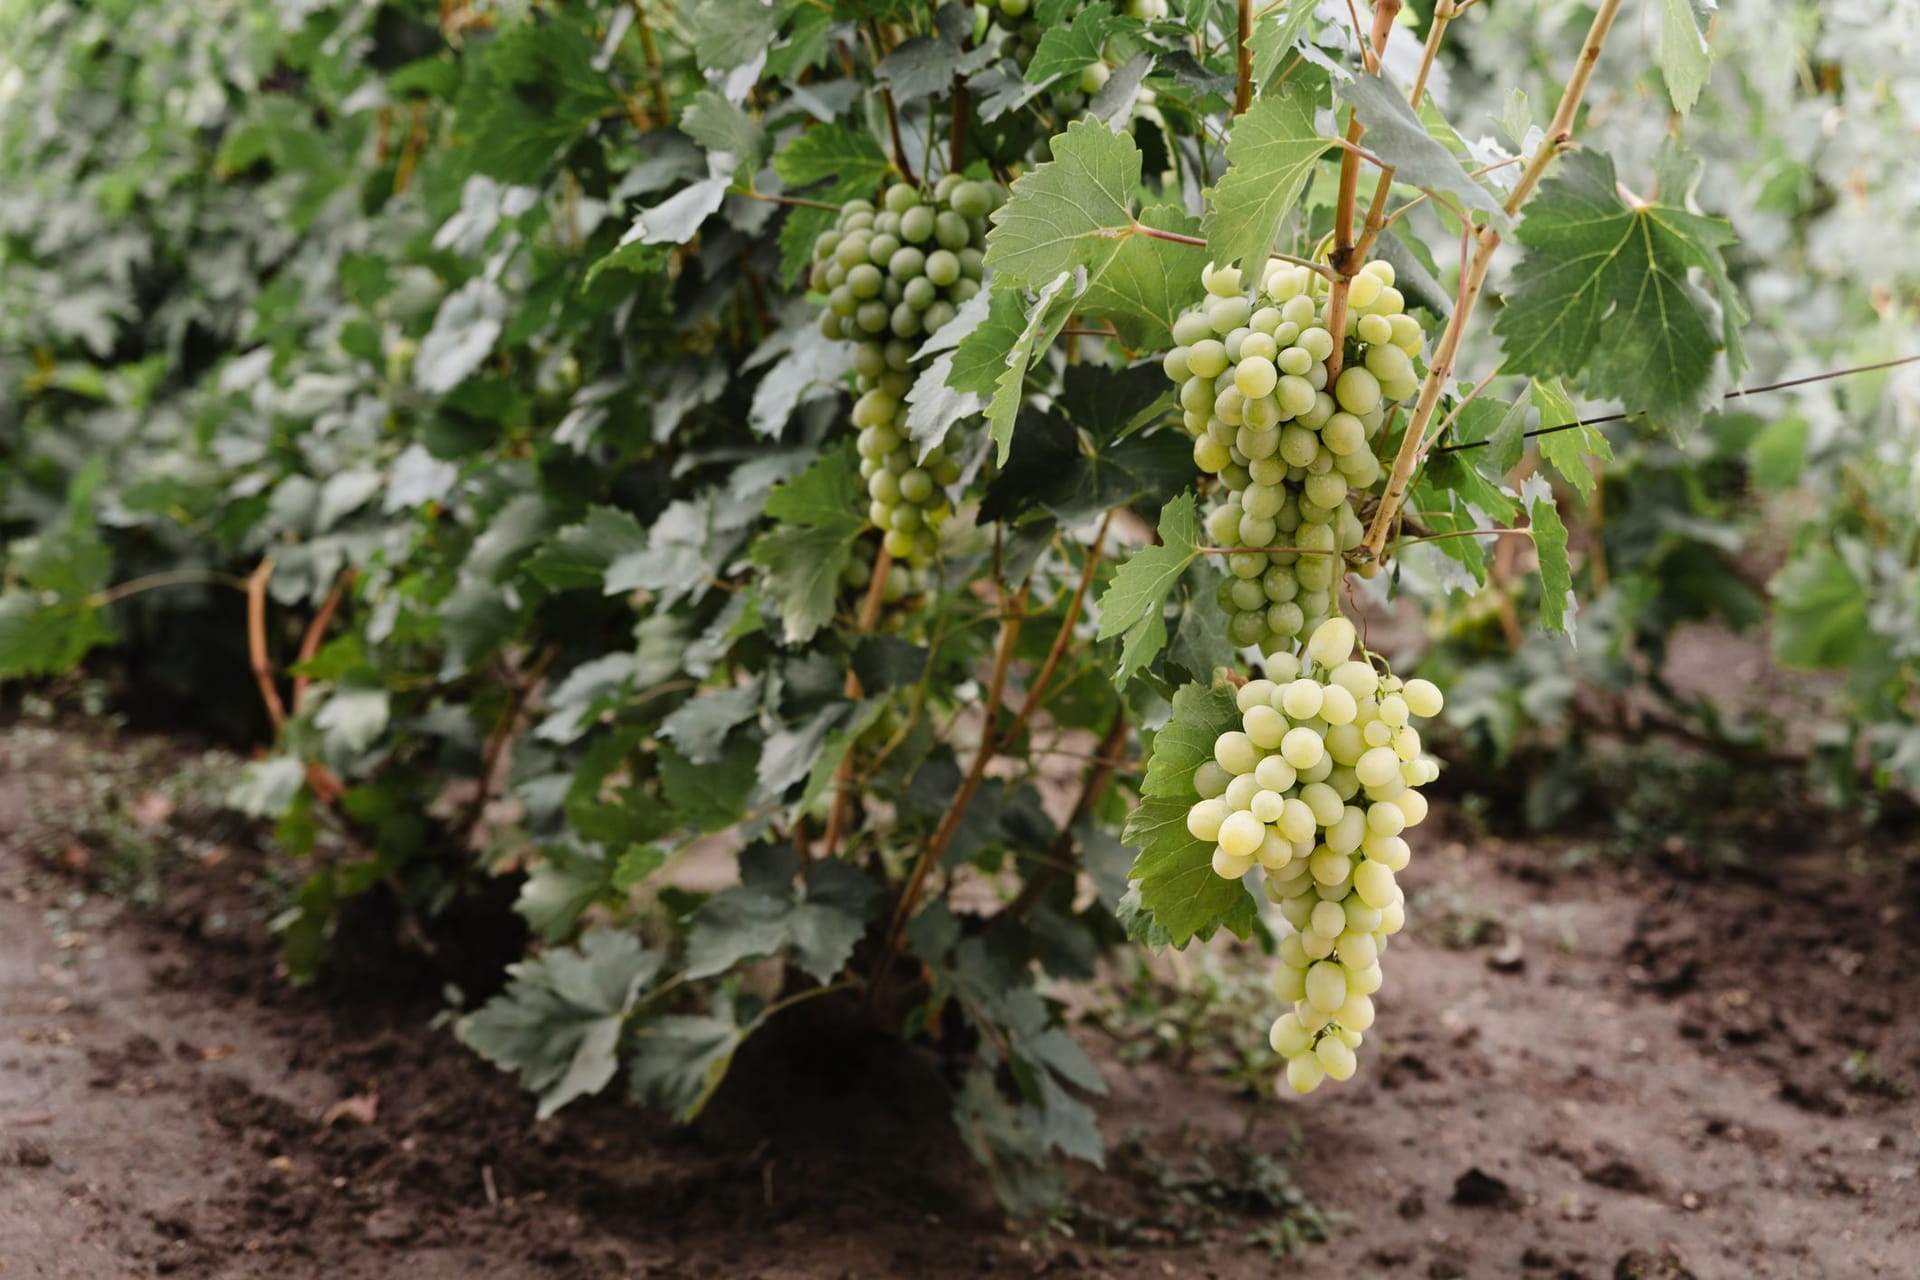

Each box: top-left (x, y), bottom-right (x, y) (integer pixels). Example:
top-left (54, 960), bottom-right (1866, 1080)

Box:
top-left (1351, 0), bottom-right (1456, 270)
top-left (1124, 222), bottom-right (1340, 283)
top-left (1322, 0), bottom-right (1401, 382)
top-left (734, 185), bottom-right (843, 212)
top-left (86, 568), bottom-right (252, 607)
top-left (1234, 0), bottom-right (1254, 114)
top-left (818, 544), bottom-right (896, 861)
top-left (1361, 0), bottom-right (1626, 562)
top-left (1001, 511), bottom-right (1114, 748)
top-left (292, 568), bottom-right (358, 712)
top-left (628, 0), bottom-right (672, 126)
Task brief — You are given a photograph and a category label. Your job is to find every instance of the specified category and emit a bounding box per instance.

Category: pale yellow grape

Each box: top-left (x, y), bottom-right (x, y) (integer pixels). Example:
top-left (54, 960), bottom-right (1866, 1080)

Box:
top-left (1305, 616), bottom-right (1357, 671)
top-left (1319, 684), bottom-right (1358, 726)
top-left (1328, 766), bottom-right (1360, 801)
top-left (1223, 775), bottom-right (1258, 814)
top-left (1277, 892), bottom-right (1312, 928)
top-left (1366, 773), bottom-right (1407, 802)
top-left (1379, 694), bottom-right (1410, 727)
top-left (1194, 437), bottom-right (1232, 471)
top-left (1235, 356), bottom-right (1278, 400)
top-left (1337, 929), bottom-right (1379, 970)
top-left (1363, 720), bottom-right (1392, 748)
top-left (1325, 805), bottom-right (1366, 854)
top-left (1301, 928), bottom-right (1334, 959)
top-left (1278, 797), bottom-right (1318, 843)
top-left (1162, 347), bottom-right (1192, 381)
top-left (1308, 845), bottom-right (1350, 886)
top-left (1241, 331), bottom-right (1278, 362)
top-left (1197, 763), bottom-right (1234, 801)
top-left (1280, 726), bottom-right (1326, 770)
top-left (1349, 962), bottom-right (1384, 994)
top-left (1398, 788), bottom-right (1429, 827)
top-left (1348, 271), bottom-right (1384, 309)
top-left (1330, 660), bottom-right (1377, 700)
top-left (1266, 651), bottom-right (1303, 681)
top-left (1248, 789), bottom-right (1285, 824)
top-left (1393, 727), bottom-right (1423, 761)
top-left (1356, 746), bottom-right (1401, 789)
top-left (1299, 781), bottom-right (1343, 826)
top-left (1403, 678), bottom-right (1444, 718)
top-left (1276, 375), bottom-right (1317, 418)
top-left (1212, 847), bottom-right (1255, 879)
top-left (1309, 899), bottom-right (1346, 938)
top-left (1334, 366), bottom-right (1382, 416)
top-left (1355, 312), bottom-right (1393, 345)
top-left (1271, 963), bottom-right (1307, 1002)
top-left (1257, 831), bottom-right (1294, 869)
top-left (1281, 678), bottom-right (1324, 719)
top-left (1364, 831), bottom-right (1411, 872)
top-left (1208, 294), bottom-right (1251, 333)
top-left (1254, 755), bottom-right (1297, 792)
top-left (1286, 1053), bottom-right (1326, 1094)
top-left (1364, 342), bottom-right (1414, 385)
top-left (1171, 311), bottom-right (1211, 346)
top-left (1325, 722), bottom-right (1365, 766)
top-left (1242, 704), bottom-right (1287, 749)
top-left (1336, 991), bottom-right (1376, 1032)
top-left (1315, 1035), bottom-right (1358, 1081)
top-left (1305, 960), bottom-right (1348, 1013)
top-left (1186, 797), bottom-right (1229, 841)
top-left (1235, 681), bottom-right (1278, 716)
top-left (1367, 801), bottom-right (1405, 836)
top-left (1202, 262), bottom-right (1243, 297)
top-left (1388, 313), bottom-right (1423, 351)
top-left (1298, 326), bottom-right (1335, 363)
top-left (1296, 1003), bottom-right (1333, 1033)
top-left (1188, 339), bottom-right (1228, 378)
top-left (1380, 898), bottom-right (1406, 934)
top-left (1219, 809), bottom-right (1266, 859)
top-left (1269, 1012), bottom-right (1312, 1056)
top-left (1343, 898), bottom-right (1381, 932)
top-left (1215, 730), bottom-right (1259, 775)
top-left (1353, 859), bottom-right (1397, 909)
top-left (1362, 259), bottom-right (1395, 285)
top-left (1314, 873), bottom-right (1353, 902)
top-left (1277, 934), bottom-right (1308, 968)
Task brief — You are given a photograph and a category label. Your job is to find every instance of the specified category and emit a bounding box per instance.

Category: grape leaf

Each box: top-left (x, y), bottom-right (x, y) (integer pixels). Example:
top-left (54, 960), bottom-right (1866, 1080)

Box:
top-left (1660, 0), bottom-right (1714, 116)
top-left (457, 929), bottom-right (664, 1120)
top-left (748, 445), bottom-right (866, 643)
top-left (985, 119), bottom-right (1140, 288)
top-left (681, 90), bottom-right (765, 166)
top-left (1203, 81), bottom-right (1330, 276)
top-left (1246, 0), bottom-right (1318, 95)
top-left (987, 271), bottom-right (1082, 464)
top-left (1493, 149), bottom-right (1746, 434)
top-left (1769, 546), bottom-right (1867, 670)
top-left (771, 122), bottom-right (891, 194)
top-left (690, 0), bottom-right (786, 72)
top-left (628, 1011), bottom-right (746, 1122)
top-left (1521, 474), bottom-right (1574, 636)
top-left (1339, 74), bottom-right (1504, 222)
top-left (1076, 202), bottom-right (1208, 348)
top-left (1530, 377), bottom-right (1611, 498)
top-left (525, 507), bottom-right (648, 591)
top-left (660, 739), bottom-right (759, 831)
top-left (1026, 8), bottom-right (1136, 86)
top-left (659, 681), bottom-right (762, 766)
top-left (1119, 682), bottom-right (1259, 947)
top-left (684, 845), bottom-right (876, 983)
top-left (1094, 491), bottom-right (1202, 684)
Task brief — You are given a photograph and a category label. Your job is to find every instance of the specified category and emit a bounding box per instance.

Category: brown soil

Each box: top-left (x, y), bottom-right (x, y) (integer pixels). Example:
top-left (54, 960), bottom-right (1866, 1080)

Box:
top-left (1, 721), bottom-right (1916, 1279)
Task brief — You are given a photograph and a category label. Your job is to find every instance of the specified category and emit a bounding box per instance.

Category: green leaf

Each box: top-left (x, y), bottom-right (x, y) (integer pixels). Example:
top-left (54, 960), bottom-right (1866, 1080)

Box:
top-left (1204, 81), bottom-right (1329, 278)
top-left (1076, 202), bottom-right (1209, 348)
top-left (685, 846), bottom-right (876, 983)
top-left (659, 681), bottom-right (762, 765)
top-left (1339, 74), bottom-right (1504, 222)
top-left (612, 845), bottom-right (669, 892)
top-left (1770, 547), bottom-right (1867, 670)
top-left (525, 507), bottom-right (649, 591)
top-left (457, 929), bottom-right (664, 1120)
top-left (1120, 682), bottom-right (1259, 947)
top-left (749, 444), bottom-right (867, 644)
top-left (1246, 0), bottom-right (1319, 95)
top-left (691, 0), bottom-right (787, 72)
top-left (628, 1012), bottom-right (748, 1122)
top-left (985, 119), bottom-right (1140, 289)
top-left (415, 279), bottom-right (506, 394)
top-left (988, 272), bottom-right (1082, 464)
top-left (462, 18), bottom-right (622, 184)
top-left (1494, 150), bottom-right (1746, 434)
top-left (1521, 475), bottom-right (1574, 636)
top-left (1747, 415), bottom-right (1808, 490)
top-left (1530, 377), bottom-right (1611, 498)
top-left (1659, 0), bottom-right (1714, 115)
top-left (315, 685), bottom-right (390, 755)
top-left (771, 123), bottom-right (891, 196)
top-left (1095, 491), bottom-right (1202, 683)
top-left (1025, 8), bottom-right (1135, 86)
top-left (682, 90), bottom-right (765, 167)
top-left (516, 847), bottom-right (614, 941)
top-left (660, 739), bottom-right (759, 832)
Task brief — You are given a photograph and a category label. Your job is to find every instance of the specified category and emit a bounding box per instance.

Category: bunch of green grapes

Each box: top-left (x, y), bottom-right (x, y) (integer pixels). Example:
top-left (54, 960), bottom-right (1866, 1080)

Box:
top-left (1181, 617), bottom-right (1445, 1093)
top-left (809, 178), bottom-right (998, 565)
top-left (839, 535), bottom-right (932, 606)
top-left (1161, 259), bottom-right (1427, 653)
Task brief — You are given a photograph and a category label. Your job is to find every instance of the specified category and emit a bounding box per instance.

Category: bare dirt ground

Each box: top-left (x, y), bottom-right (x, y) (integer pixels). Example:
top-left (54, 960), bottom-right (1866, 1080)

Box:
top-left (1, 719), bottom-right (1916, 1280)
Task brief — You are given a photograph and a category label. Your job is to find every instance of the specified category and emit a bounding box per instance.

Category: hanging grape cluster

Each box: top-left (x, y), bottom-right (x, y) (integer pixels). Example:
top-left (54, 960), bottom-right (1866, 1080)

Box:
top-left (1153, 255), bottom-right (1450, 1094)
top-left (1184, 617), bottom-right (1445, 1093)
top-left (810, 178), bottom-right (998, 566)
top-left (1161, 258), bottom-right (1426, 651)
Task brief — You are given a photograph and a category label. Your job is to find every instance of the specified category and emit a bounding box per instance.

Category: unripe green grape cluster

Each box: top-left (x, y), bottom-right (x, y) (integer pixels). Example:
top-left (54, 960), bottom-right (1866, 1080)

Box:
top-left (1180, 617), bottom-right (1445, 1094)
top-left (839, 533), bottom-right (931, 606)
top-left (810, 179), bottom-right (999, 565)
top-left (1161, 258), bottom-right (1427, 653)
top-left (810, 179), bottom-right (995, 345)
